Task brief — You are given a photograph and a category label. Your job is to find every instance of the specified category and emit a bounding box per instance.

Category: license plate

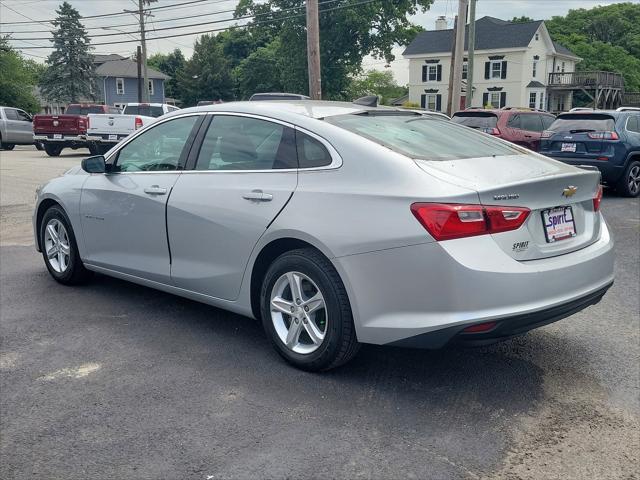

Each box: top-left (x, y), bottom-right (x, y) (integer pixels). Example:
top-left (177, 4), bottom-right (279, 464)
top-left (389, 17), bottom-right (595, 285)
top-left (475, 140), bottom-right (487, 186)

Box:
top-left (53, 134), bottom-right (62, 139)
top-left (561, 142), bottom-right (576, 153)
top-left (542, 206), bottom-right (577, 243)
top-left (108, 134), bottom-right (117, 141)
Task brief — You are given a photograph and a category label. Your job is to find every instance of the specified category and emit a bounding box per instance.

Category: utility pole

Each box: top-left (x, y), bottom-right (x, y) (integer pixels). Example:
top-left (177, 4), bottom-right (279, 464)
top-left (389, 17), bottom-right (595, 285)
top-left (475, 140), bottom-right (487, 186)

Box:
top-left (137, 46), bottom-right (143, 104)
top-left (451, 0), bottom-right (468, 114)
top-left (306, 0), bottom-right (322, 99)
top-left (446, 16), bottom-right (457, 116)
top-left (138, 0), bottom-right (151, 102)
top-left (466, 0), bottom-right (477, 107)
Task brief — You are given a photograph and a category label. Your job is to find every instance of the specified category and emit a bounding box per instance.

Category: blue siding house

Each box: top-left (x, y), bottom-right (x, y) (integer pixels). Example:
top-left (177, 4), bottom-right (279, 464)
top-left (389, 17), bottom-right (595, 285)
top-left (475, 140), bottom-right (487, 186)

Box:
top-left (93, 54), bottom-right (169, 108)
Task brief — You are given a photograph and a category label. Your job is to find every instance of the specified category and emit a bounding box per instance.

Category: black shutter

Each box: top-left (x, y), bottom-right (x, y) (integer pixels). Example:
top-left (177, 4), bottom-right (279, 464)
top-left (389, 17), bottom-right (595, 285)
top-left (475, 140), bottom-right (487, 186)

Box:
top-left (500, 92), bottom-right (507, 108)
top-left (436, 94), bottom-right (442, 112)
top-left (422, 66), bottom-right (427, 82)
top-left (482, 92), bottom-right (489, 106)
top-left (436, 64), bottom-right (442, 82)
top-left (484, 62), bottom-right (490, 79)
top-left (421, 94), bottom-right (426, 109)
top-left (501, 61), bottom-right (507, 79)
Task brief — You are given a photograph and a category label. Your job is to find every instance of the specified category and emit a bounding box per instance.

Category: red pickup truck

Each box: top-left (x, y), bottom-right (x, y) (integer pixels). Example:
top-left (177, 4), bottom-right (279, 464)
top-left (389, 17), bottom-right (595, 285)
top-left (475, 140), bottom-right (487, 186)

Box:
top-left (33, 104), bottom-right (121, 157)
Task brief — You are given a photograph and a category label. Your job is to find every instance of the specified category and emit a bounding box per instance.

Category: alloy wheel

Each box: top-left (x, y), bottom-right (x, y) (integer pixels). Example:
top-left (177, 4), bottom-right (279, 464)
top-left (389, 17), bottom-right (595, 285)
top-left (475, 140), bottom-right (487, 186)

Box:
top-left (270, 271), bottom-right (327, 354)
top-left (44, 218), bottom-right (71, 273)
top-left (628, 164), bottom-right (640, 196)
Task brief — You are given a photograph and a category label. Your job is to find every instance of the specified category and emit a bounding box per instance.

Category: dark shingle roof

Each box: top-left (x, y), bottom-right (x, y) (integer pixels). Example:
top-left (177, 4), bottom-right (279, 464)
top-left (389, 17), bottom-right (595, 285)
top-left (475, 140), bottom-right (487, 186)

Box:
top-left (93, 54), bottom-right (126, 64)
top-left (403, 16), bottom-right (575, 57)
top-left (552, 41), bottom-right (575, 57)
top-left (95, 59), bottom-right (169, 80)
top-left (526, 81), bottom-right (546, 88)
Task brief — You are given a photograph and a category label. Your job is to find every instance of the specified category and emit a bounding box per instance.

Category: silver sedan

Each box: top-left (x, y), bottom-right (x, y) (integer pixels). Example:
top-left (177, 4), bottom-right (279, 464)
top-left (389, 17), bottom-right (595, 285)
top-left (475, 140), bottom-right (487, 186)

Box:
top-left (33, 101), bottom-right (614, 371)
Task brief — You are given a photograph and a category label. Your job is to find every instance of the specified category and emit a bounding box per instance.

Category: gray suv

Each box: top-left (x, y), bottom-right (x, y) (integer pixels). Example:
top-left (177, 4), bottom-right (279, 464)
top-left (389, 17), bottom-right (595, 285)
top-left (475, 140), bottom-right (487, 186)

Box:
top-left (0, 106), bottom-right (35, 150)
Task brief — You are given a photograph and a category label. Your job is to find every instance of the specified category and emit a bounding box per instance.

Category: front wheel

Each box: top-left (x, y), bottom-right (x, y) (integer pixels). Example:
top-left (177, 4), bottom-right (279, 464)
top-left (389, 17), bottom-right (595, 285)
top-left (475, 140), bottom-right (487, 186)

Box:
top-left (616, 160), bottom-right (640, 197)
top-left (44, 144), bottom-right (63, 157)
top-left (260, 248), bottom-right (360, 371)
top-left (1, 143), bottom-right (15, 150)
top-left (40, 205), bottom-right (92, 285)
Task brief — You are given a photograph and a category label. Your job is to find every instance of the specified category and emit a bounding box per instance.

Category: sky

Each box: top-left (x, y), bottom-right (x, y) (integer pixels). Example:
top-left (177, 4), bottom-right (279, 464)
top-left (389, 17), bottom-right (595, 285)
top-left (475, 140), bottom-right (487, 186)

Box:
top-left (0, 0), bottom-right (630, 84)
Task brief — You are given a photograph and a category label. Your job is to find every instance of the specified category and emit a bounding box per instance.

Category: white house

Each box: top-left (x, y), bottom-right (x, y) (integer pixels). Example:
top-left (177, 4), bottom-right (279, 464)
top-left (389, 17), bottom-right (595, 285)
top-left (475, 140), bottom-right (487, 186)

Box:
top-left (402, 16), bottom-right (581, 112)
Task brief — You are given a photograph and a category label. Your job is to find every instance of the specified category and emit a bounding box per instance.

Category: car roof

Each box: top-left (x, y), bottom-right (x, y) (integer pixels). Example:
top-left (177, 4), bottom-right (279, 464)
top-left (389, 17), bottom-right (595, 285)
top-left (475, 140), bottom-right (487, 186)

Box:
top-left (557, 110), bottom-right (625, 117)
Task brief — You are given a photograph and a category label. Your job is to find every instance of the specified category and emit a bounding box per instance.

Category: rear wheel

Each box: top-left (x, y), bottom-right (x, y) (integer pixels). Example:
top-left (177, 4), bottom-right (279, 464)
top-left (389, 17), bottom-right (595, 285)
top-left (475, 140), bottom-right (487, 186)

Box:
top-left (260, 248), bottom-right (360, 371)
top-left (40, 205), bottom-right (92, 285)
top-left (44, 144), bottom-right (63, 157)
top-left (1, 143), bottom-right (15, 150)
top-left (616, 160), bottom-right (640, 197)
top-left (35, 142), bottom-right (44, 151)
top-left (88, 144), bottom-right (99, 156)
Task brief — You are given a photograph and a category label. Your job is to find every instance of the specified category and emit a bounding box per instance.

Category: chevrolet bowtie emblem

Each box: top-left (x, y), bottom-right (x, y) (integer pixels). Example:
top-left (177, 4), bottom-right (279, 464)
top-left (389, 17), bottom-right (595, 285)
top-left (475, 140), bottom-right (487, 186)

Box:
top-left (562, 186), bottom-right (578, 197)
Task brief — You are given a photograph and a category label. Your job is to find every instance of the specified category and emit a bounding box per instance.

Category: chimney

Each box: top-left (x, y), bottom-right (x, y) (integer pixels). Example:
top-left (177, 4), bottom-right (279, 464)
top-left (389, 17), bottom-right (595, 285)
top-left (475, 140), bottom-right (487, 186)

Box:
top-left (435, 16), bottom-right (447, 31)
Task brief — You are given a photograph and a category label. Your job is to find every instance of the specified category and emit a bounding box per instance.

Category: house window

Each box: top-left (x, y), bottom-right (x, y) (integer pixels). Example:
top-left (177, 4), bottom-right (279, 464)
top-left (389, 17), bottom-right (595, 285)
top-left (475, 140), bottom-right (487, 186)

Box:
top-left (462, 62), bottom-right (468, 80)
top-left (540, 92), bottom-right (545, 110)
top-left (422, 65), bottom-right (439, 82)
top-left (491, 61), bottom-right (502, 79)
top-left (490, 92), bottom-right (501, 108)
top-left (532, 60), bottom-right (537, 78)
top-left (425, 94), bottom-right (438, 110)
top-left (116, 78), bottom-right (125, 95)
top-left (561, 62), bottom-right (566, 73)
top-left (535, 33), bottom-right (539, 41)
top-left (147, 79), bottom-right (154, 96)
top-left (529, 92), bottom-right (537, 109)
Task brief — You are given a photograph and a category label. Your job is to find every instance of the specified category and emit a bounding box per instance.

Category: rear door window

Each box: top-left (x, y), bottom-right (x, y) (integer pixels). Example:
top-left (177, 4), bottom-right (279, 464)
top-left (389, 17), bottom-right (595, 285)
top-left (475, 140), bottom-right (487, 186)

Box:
top-left (296, 131), bottom-right (332, 168)
top-left (549, 114), bottom-right (616, 133)
top-left (541, 115), bottom-right (555, 130)
top-left (519, 114), bottom-right (543, 132)
top-left (4, 109), bottom-right (19, 120)
top-left (451, 113), bottom-right (498, 129)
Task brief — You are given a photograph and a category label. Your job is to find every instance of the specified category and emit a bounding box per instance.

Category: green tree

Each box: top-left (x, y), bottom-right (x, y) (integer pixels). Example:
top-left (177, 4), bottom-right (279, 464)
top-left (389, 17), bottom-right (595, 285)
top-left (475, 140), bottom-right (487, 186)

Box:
top-left (176, 34), bottom-right (234, 106)
top-left (235, 39), bottom-right (284, 99)
top-left (148, 49), bottom-right (186, 100)
top-left (347, 69), bottom-right (407, 105)
top-left (234, 0), bottom-right (432, 98)
top-left (39, 1), bottom-right (97, 102)
top-left (0, 37), bottom-right (40, 113)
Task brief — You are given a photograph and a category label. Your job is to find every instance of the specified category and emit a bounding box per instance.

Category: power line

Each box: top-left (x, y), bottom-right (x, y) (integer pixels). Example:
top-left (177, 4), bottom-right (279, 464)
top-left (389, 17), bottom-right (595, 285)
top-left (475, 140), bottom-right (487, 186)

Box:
top-left (0, 0), bottom-right (214, 25)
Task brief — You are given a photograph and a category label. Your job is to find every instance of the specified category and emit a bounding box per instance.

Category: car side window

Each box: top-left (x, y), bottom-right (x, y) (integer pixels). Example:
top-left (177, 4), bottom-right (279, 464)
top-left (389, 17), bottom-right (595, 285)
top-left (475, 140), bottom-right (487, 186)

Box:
top-left (520, 114), bottom-right (543, 132)
top-left (541, 115), bottom-right (555, 130)
top-left (113, 115), bottom-right (199, 172)
top-left (296, 131), bottom-right (332, 168)
top-left (16, 110), bottom-right (31, 122)
top-left (195, 115), bottom-right (297, 170)
top-left (627, 116), bottom-right (640, 133)
top-left (4, 109), bottom-right (19, 120)
top-left (507, 114), bottom-right (520, 129)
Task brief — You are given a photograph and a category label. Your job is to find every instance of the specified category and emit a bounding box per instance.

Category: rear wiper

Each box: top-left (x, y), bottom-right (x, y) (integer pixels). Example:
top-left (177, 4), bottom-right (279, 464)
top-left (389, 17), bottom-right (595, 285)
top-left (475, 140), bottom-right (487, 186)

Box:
top-left (569, 129), bottom-right (596, 133)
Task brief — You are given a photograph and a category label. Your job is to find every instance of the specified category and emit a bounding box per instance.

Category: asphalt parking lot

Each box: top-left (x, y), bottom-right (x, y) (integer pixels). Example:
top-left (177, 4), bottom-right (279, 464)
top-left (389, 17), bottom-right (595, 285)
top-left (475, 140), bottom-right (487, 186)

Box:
top-left (1, 146), bottom-right (639, 479)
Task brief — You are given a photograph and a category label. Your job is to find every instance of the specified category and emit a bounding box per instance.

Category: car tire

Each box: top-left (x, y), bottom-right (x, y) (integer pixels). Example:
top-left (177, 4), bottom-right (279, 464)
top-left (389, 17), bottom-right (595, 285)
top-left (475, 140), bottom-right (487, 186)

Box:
top-left (88, 144), bottom-right (99, 156)
top-left (35, 142), bottom-right (44, 151)
top-left (1, 143), bottom-right (15, 150)
top-left (44, 144), bottom-right (63, 157)
top-left (260, 248), bottom-right (360, 371)
top-left (40, 205), bottom-right (92, 285)
top-left (616, 160), bottom-right (640, 197)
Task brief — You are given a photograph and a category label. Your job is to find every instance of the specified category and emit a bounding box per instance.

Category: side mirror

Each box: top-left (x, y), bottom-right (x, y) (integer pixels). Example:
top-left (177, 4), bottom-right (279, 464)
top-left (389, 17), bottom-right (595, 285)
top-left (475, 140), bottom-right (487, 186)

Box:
top-left (81, 155), bottom-right (106, 174)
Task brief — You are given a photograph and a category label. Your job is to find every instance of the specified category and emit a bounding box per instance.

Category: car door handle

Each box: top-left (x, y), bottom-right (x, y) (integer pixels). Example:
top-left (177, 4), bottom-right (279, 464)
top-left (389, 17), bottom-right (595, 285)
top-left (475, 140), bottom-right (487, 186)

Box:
top-left (144, 185), bottom-right (167, 195)
top-left (242, 190), bottom-right (273, 202)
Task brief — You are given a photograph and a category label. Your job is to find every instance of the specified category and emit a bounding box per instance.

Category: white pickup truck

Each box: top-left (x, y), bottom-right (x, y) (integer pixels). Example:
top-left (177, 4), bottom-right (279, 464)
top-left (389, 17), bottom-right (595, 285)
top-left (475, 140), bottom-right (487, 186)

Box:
top-left (86, 103), bottom-right (180, 154)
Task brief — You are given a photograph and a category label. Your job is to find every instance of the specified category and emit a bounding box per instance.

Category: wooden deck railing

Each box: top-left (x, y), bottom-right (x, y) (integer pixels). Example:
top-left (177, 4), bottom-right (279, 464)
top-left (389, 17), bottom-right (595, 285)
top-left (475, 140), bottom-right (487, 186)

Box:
top-left (622, 92), bottom-right (640, 106)
top-left (548, 71), bottom-right (625, 88)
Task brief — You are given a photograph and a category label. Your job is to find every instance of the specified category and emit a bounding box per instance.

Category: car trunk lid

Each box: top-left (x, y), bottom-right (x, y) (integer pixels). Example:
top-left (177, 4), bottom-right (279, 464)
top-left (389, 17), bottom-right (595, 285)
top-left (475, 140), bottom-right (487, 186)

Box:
top-left (415, 154), bottom-right (602, 260)
top-left (540, 113), bottom-right (617, 156)
top-left (33, 115), bottom-right (85, 135)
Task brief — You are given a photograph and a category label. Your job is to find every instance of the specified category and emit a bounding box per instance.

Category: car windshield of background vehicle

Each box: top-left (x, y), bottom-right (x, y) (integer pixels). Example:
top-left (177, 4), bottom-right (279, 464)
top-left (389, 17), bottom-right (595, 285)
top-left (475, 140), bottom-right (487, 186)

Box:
top-left (326, 114), bottom-right (520, 161)
top-left (65, 105), bottom-right (106, 115)
top-left (548, 114), bottom-right (616, 132)
top-left (123, 105), bottom-right (165, 118)
top-left (451, 113), bottom-right (498, 128)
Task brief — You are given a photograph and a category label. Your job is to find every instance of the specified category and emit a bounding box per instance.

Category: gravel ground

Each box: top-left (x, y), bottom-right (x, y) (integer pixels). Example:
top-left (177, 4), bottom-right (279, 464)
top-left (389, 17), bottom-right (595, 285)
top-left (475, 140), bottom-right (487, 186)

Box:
top-left (1, 146), bottom-right (639, 479)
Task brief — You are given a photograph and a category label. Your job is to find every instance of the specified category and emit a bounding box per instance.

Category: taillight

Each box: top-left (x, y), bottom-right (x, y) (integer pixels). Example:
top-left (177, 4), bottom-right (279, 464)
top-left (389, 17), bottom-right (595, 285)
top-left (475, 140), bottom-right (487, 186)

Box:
top-left (411, 203), bottom-right (530, 241)
top-left (541, 130), bottom-right (554, 138)
top-left (593, 184), bottom-right (603, 212)
top-left (135, 117), bottom-right (143, 129)
top-left (587, 131), bottom-right (619, 140)
top-left (86, 116), bottom-right (90, 129)
top-left (481, 127), bottom-right (500, 135)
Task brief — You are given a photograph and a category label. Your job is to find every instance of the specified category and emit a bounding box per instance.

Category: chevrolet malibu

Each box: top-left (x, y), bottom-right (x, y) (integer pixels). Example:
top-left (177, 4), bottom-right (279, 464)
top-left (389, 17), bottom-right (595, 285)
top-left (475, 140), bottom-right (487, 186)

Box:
top-left (33, 101), bottom-right (614, 371)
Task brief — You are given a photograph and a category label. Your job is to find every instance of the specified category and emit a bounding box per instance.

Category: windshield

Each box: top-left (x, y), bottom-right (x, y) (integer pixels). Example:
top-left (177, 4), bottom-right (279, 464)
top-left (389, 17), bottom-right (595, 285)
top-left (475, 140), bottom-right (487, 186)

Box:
top-left (549, 114), bottom-right (616, 132)
top-left (65, 105), bottom-right (105, 115)
top-left (451, 113), bottom-right (498, 129)
top-left (123, 105), bottom-right (165, 118)
top-left (325, 113), bottom-right (520, 161)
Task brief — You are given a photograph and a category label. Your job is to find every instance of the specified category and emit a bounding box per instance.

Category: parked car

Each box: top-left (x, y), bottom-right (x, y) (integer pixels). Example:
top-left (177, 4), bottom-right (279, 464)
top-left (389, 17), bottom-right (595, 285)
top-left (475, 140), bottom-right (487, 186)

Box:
top-left (33, 101), bottom-right (614, 371)
top-left (33, 104), bottom-right (120, 157)
top-left (86, 103), bottom-right (179, 154)
top-left (452, 108), bottom-right (556, 151)
top-left (0, 106), bottom-right (37, 150)
top-left (250, 92), bottom-right (311, 101)
top-left (540, 110), bottom-right (640, 197)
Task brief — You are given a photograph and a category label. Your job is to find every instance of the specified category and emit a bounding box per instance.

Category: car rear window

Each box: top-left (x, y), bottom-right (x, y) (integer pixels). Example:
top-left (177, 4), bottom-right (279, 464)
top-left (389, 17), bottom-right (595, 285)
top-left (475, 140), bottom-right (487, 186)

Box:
top-left (123, 105), bottom-right (165, 118)
top-left (325, 113), bottom-right (520, 161)
top-left (451, 112), bottom-right (498, 129)
top-left (548, 114), bottom-right (616, 133)
top-left (65, 105), bottom-right (105, 115)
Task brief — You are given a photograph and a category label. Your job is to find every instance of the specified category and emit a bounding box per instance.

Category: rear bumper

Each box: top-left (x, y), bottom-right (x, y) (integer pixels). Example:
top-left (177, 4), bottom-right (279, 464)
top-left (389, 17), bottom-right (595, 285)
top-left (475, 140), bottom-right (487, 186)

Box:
top-left (86, 134), bottom-right (127, 144)
top-left (547, 156), bottom-right (625, 183)
top-left (34, 134), bottom-right (86, 143)
top-left (334, 218), bottom-right (614, 347)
